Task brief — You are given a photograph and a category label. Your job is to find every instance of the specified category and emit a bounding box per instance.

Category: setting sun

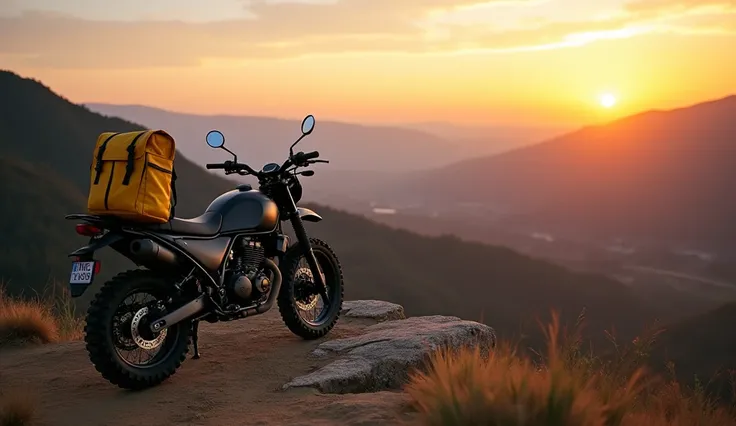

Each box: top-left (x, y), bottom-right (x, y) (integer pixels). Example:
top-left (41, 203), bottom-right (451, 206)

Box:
top-left (600, 93), bottom-right (617, 109)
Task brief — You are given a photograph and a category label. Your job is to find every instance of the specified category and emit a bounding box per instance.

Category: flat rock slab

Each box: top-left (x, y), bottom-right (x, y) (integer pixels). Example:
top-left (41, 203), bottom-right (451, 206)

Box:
top-left (341, 300), bottom-right (406, 321)
top-left (284, 315), bottom-right (496, 394)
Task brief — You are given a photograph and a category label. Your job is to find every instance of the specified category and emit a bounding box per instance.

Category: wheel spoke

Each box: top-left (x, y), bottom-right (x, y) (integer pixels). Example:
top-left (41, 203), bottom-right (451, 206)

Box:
top-left (84, 270), bottom-right (192, 390)
top-left (292, 250), bottom-right (335, 326)
top-left (277, 238), bottom-right (343, 340)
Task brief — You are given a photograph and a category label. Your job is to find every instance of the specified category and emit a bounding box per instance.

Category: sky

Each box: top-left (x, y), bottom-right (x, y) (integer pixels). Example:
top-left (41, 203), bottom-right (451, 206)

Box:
top-left (1, 0), bottom-right (735, 127)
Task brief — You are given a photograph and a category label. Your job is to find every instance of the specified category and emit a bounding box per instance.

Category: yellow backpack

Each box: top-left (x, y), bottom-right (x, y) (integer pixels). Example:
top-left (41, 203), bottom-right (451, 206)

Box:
top-left (87, 130), bottom-right (177, 224)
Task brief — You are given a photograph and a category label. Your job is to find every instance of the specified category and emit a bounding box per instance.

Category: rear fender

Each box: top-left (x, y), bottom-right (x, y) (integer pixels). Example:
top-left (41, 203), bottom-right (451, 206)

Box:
top-left (67, 232), bottom-right (125, 298)
top-left (69, 231), bottom-right (125, 259)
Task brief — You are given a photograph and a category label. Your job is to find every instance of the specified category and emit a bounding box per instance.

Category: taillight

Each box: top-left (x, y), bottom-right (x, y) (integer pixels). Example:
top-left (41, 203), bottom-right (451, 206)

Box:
top-left (75, 223), bottom-right (103, 237)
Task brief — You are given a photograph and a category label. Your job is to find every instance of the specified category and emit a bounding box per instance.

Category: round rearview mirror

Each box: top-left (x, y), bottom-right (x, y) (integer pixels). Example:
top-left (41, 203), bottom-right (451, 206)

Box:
top-left (206, 130), bottom-right (225, 148)
top-left (301, 115), bottom-right (315, 135)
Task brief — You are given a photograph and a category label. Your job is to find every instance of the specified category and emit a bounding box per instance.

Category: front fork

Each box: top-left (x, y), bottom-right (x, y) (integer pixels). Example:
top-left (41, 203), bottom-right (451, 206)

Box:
top-left (281, 184), bottom-right (330, 306)
top-left (289, 214), bottom-right (330, 306)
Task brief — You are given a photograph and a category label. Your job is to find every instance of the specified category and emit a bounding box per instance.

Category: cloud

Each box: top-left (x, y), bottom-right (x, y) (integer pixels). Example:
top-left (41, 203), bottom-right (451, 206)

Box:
top-left (621, 0), bottom-right (736, 35)
top-left (0, 0), bottom-right (734, 68)
top-left (625, 0), bottom-right (736, 14)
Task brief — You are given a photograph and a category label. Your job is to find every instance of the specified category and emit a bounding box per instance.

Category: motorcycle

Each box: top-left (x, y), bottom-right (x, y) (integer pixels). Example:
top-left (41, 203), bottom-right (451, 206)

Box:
top-left (65, 115), bottom-right (344, 390)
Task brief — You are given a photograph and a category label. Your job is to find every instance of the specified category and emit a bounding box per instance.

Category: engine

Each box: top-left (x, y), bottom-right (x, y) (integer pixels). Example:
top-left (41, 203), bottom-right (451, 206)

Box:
top-left (223, 237), bottom-right (272, 306)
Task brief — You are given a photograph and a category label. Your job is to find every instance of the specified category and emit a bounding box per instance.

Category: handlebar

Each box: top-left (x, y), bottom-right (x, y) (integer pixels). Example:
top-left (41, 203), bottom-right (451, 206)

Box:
top-left (291, 150), bottom-right (320, 166)
top-left (207, 152), bottom-right (328, 177)
top-left (205, 160), bottom-right (258, 175)
top-left (303, 151), bottom-right (320, 160)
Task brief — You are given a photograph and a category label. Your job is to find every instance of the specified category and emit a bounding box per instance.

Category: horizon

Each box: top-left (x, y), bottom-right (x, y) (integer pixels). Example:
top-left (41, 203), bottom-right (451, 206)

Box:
top-left (2, 0), bottom-right (735, 129)
top-left (81, 92), bottom-right (736, 128)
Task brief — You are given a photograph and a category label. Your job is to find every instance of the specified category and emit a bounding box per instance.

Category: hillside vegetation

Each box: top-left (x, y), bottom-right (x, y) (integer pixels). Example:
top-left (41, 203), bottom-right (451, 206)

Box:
top-left (649, 302), bottom-right (736, 400)
top-left (408, 311), bottom-right (736, 425)
top-left (0, 157), bottom-right (86, 291)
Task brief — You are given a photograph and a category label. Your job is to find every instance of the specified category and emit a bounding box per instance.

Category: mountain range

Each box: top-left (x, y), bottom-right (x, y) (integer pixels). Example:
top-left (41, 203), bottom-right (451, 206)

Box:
top-left (85, 103), bottom-right (551, 174)
top-left (0, 70), bottom-right (660, 339)
top-left (1, 69), bottom-right (735, 388)
top-left (102, 94), bottom-right (736, 261)
top-left (98, 90), bottom-right (736, 290)
top-left (388, 95), bottom-right (736, 253)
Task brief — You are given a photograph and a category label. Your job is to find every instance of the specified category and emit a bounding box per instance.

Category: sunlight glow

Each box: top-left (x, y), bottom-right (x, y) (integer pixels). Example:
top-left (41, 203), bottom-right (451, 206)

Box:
top-left (600, 93), bottom-right (617, 108)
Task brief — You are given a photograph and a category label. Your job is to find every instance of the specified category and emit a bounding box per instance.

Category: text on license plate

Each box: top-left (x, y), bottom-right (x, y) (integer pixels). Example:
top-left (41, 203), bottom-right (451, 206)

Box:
top-left (70, 261), bottom-right (96, 284)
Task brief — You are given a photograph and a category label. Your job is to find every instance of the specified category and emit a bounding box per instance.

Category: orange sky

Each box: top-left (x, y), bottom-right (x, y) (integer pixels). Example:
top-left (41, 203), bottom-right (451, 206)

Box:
top-left (1, 0), bottom-right (735, 127)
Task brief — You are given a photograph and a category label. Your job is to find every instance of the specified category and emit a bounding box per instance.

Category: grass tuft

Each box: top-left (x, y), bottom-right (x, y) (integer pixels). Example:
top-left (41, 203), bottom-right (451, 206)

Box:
top-left (0, 390), bottom-right (36, 426)
top-left (0, 282), bottom-right (83, 346)
top-left (406, 310), bottom-right (736, 426)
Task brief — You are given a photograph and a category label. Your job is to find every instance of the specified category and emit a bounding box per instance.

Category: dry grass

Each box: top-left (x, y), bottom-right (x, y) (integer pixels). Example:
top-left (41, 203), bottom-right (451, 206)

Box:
top-left (0, 390), bottom-right (36, 426)
top-left (406, 309), bottom-right (736, 426)
top-left (0, 282), bottom-right (83, 346)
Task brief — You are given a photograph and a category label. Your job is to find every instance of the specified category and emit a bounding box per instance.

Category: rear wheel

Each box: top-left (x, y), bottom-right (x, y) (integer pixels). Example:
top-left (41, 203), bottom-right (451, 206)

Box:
top-left (84, 269), bottom-right (191, 390)
top-left (277, 238), bottom-right (344, 339)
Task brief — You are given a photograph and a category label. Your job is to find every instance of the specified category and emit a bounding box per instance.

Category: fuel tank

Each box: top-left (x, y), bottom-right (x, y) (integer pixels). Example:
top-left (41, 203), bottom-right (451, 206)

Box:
top-left (205, 188), bottom-right (279, 234)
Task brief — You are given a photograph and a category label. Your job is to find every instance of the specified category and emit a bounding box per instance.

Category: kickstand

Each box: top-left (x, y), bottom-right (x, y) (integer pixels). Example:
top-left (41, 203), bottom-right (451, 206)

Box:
top-left (191, 320), bottom-right (201, 360)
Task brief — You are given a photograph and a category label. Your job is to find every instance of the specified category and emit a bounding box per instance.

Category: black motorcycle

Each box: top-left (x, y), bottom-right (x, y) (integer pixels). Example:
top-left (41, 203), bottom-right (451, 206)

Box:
top-left (65, 115), bottom-right (344, 390)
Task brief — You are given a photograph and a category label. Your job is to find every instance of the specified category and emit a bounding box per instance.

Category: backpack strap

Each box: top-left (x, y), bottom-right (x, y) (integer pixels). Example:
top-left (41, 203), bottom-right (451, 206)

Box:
top-left (122, 130), bottom-right (149, 185)
top-left (93, 133), bottom-right (121, 185)
top-left (169, 167), bottom-right (178, 219)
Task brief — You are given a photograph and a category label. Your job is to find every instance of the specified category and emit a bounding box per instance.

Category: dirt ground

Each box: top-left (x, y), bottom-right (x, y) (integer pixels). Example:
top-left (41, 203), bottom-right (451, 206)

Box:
top-left (0, 311), bottom-right (418, 426)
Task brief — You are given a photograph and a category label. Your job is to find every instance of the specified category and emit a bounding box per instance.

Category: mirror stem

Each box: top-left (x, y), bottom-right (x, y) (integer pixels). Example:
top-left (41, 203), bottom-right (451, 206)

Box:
top-left (221, 146), bottom-right (237, 162)
top-left (289, 134), bottom-right (306, 157)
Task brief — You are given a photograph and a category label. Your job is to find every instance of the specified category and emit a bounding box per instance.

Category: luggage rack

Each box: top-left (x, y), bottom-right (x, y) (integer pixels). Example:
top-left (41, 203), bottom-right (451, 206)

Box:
top-left (65, 213), bottom-right (119, 225)
top-left (65, 213), bottom-right (150, 231)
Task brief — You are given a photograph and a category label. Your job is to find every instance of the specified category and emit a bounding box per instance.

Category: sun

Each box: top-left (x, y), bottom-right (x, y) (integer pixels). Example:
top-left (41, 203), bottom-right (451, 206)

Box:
top-left (599, 93), bottom-right (617, 108)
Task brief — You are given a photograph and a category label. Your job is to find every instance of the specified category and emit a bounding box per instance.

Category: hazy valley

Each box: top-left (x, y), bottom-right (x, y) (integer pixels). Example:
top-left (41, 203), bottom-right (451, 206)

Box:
top-left (91, 90), bottom-right (736, 311)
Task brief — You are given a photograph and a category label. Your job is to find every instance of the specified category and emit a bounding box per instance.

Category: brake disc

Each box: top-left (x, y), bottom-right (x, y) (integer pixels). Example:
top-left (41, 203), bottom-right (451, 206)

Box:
top-left (294, 267), bottom-right (319, 310)
top-left (130, 306), bottom-right (168, 350)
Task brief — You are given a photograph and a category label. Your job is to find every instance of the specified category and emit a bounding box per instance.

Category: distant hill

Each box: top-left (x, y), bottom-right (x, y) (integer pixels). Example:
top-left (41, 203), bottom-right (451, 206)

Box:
top-left (389, 95), bottom-right (736, 252)
top-left (0, 69), bottom-right (707, 347)
top-left (0, 156), bottom-right (88, 291)
top-left (651, 301), bottom-right (736, 398)
top-left (0, 155), bottom-right (138, 295)
top-left (400, 121), bottom-right (567, 151)
top-left (84, 103), bottom-right (535, 174)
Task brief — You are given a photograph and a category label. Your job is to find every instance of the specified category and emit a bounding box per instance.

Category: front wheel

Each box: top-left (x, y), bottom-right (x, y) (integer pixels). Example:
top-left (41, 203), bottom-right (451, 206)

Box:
top-left (84, 270), bottom-right (191, 390)
top-left (277, 238), bottom-right (344, 340)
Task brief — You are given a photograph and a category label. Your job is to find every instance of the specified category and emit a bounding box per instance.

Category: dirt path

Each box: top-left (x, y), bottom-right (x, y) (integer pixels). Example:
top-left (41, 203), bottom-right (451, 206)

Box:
top-left (0, 311), bottom-right (416, 426)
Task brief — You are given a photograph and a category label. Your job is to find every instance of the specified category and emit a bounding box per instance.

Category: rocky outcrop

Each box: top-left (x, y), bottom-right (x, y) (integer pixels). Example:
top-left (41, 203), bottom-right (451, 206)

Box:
top-left (341, 300), bottom-right (406, 321)
top-left (284, 306), bottom-right (496, 394)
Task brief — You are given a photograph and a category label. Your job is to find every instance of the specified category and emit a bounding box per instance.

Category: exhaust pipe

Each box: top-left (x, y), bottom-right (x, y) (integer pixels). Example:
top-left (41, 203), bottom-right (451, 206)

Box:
top-left (149, 295), bottom-right (206, 333)
top-left (148, 258), bottom-right (282, 332)
top-left (130, 239), bottom-right (178, 265)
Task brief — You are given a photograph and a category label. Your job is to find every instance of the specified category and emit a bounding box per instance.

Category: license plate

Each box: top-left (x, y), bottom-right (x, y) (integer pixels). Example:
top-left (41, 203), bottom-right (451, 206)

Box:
top-left (69, 261), bottom-right (96, 284)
